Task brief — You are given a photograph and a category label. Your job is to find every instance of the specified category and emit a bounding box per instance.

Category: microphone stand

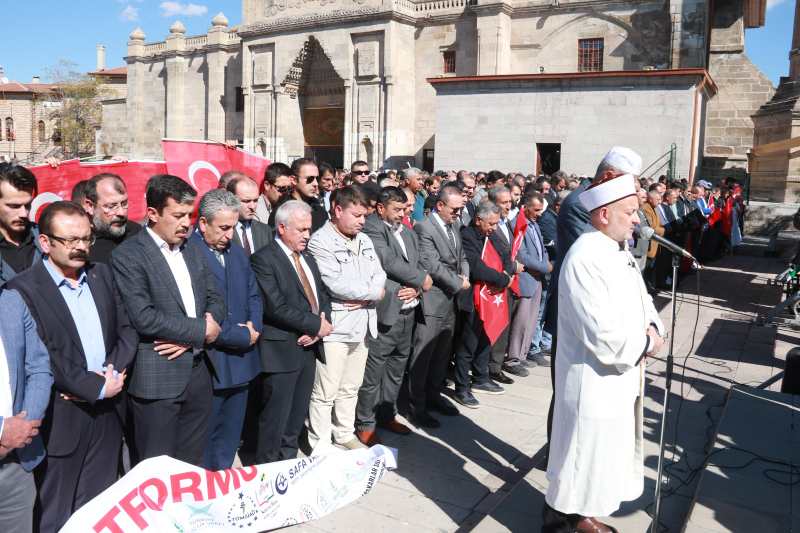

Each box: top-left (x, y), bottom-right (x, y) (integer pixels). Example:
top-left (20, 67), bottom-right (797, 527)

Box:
top-left (650, 252), bottom-right (683, 533)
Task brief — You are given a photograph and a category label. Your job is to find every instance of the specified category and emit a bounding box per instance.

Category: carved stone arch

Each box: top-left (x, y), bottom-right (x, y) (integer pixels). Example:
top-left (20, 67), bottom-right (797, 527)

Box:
top-left (359, 136), bottom-right (374, 169)
top-left (527, 13), bottom-right (658, 72)
top-left (281, 36), bottom-right (345, 96)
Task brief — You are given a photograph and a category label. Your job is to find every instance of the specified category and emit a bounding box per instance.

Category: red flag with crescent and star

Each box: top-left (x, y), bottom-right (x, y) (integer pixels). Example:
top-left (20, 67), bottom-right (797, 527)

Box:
top-left (474, 238), bottom-right (510, 345)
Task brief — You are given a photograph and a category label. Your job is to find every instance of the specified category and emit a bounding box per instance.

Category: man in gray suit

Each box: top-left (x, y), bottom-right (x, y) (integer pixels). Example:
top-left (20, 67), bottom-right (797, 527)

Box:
top-left (356, 187), bottom-right (433, 445)
top-left (0, 287), bottom-right (52, 533)
top-left (632, 185), bottom-right (650, 272)
top-left (111, 174), bottom-right (226, 467)
top-left (226, 176), bottom-right (273, 256)
top-left (408, 185), bottom-right (470, 428)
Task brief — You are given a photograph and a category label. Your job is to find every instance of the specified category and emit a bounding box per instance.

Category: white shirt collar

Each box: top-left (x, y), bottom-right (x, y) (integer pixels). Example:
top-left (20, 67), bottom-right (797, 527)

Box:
top-left (146, 227), bottom-right (184, 256)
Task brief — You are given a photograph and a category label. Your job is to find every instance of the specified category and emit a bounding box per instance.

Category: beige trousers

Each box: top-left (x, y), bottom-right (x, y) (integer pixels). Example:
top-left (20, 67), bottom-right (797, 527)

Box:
top-left (307, 339), bottom-right (369, 446)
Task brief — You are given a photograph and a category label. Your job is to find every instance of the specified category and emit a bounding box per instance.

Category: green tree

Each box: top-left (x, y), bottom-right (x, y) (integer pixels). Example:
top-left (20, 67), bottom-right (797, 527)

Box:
top-left (45, 60), bottom-right (109, 159)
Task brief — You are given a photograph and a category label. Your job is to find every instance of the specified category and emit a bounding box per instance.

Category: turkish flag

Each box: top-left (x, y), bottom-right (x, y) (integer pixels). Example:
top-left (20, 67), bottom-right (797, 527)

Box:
top-left (162, 139), bottom-right (272, 194)
top-left (508, 214), bottom-right (527, 296)
top-left (707, 202), bottom-right (722, 226)
top-left (28, 159), bottom-right (83, 221)
top-left (722, 198), bottom-right (734, 236)
top-left (473, 239), bottom-right (510, 345)
top-left (79, 160), bottom-right (168, 222)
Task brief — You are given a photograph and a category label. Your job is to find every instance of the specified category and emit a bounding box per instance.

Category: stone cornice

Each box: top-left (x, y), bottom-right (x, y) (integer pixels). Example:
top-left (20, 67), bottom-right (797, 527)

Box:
top-left (240, 7), bottom-right (389, 37)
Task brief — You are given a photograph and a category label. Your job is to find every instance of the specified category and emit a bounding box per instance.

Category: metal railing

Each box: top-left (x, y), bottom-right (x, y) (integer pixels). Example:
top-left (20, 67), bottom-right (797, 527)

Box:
top-left (640, 143), bottom-right (676, 183)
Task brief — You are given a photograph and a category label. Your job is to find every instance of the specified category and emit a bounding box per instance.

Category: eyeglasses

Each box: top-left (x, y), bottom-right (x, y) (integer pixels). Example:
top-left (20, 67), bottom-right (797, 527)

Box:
top-left (302, 176), bottom-right (319, 184)
top-left (446, 205), bottom-right (463, 213)
top-left (97, 200), bottom-right (129, 214)
top-left (352, 170), bottom-right (370, 176)
top-left (47, 235), bottom-right (95, 248)
top-left (273, 185), bottom-right (292, 194)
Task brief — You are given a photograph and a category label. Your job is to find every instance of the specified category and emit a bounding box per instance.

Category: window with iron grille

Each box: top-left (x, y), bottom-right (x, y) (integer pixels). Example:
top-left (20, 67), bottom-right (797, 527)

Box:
top-left (235, 87), bottom-right (244, 112)
top-left (578, 38), bottom-right (604, 72)
top-left (443, 51), bottom-right (456, 74)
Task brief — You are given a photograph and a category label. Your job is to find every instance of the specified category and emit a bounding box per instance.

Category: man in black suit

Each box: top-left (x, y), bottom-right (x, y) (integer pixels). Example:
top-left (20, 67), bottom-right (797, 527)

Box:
top-left (110, 175), bottom-right (226, 467)
top-left (486, 186), bottom-right (525, 383)
top-left (408, 186), bottom-right (470, 427)
top-left (250, 200), bottom-right (333, 463)
top-left (355, 187), bottom-right (432, 445)
top-left (8, 201), bottom-right (137, 532)
top-left (226, 175), bottom-right (273, 255)
top-left (455, 201), bottom-right (511, 409)
top-left (83, 173), bottom-right (141, 265)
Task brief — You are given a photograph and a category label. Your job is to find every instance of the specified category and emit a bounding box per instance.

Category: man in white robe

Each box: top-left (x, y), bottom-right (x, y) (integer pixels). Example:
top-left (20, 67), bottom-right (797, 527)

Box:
top-left (543, 174), bottom-right (665, 533)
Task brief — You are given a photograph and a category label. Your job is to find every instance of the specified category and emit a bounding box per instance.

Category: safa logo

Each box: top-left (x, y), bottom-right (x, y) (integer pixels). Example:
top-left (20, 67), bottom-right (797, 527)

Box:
top-left (276, 472), bottom-right (289, 495)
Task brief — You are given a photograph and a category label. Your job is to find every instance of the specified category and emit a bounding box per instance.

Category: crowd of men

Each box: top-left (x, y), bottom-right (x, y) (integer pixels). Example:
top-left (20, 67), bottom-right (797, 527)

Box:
top-left (0, 150), bottom-right (745, 532)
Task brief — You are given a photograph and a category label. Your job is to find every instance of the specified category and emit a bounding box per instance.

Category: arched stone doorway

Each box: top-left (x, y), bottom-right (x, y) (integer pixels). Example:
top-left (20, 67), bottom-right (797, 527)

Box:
top-left (282, 37), bottom-right (346, 169)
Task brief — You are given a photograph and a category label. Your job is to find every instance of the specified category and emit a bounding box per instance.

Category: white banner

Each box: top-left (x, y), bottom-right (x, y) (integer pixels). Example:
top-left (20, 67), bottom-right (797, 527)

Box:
top-left (60, 444), bottom-right (398, 533)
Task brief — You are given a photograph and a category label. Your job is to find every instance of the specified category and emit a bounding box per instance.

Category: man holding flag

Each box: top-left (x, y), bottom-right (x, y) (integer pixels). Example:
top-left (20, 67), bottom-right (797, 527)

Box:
top-left (454, 201), bottom-right (511, 409)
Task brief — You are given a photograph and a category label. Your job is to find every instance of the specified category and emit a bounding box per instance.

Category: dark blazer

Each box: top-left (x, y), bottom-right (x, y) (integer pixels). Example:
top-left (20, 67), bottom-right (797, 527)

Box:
top-left (189, 233), bottom-right (263, 389)
top-left (89, 220), bottom-right (142, 265)
top-left (538, 208), bottom-right (558, 262)
top-left (413, 214), bottom-right (469, 317)
top-left (250, 239), bottom-right (332, 374)
top-left (7, 261), bottom-right (138, 457)
top-left (232, 219), bottom-right (273, 254)
top-left (362, 212), bottom-right (427, 326)
top-left (459, 223), bottom-right (512, 313)
top-left (0, 288), bottom-right (53, 472)
top-left (110, 229), bottom-right (227, 400)
top-left (543, 178), bottom-right (591, 336)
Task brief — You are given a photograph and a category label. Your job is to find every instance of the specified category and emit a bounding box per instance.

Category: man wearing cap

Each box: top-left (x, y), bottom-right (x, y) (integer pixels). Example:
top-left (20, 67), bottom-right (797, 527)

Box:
top-left (542, 147), bottom-right (643, 451)
top-left (542, 174), bottom-right (664, 533)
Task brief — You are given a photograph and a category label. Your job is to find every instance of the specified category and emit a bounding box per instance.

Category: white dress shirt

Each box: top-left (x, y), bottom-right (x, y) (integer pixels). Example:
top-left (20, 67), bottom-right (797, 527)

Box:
top-left (236, 221), bottom-right (255, 251)
top-left (431, 211), bottom-right (452, 242)
top-left (0, 333), bottom-right (12, 442)
top-left (497, 217), bottom-right (511, 243)
top-left (146, 227), bottom-right (196, 318)
top-left (276, 238), bottom-right (320, 305)
top-left (383, 221), bottom-right (419, 310)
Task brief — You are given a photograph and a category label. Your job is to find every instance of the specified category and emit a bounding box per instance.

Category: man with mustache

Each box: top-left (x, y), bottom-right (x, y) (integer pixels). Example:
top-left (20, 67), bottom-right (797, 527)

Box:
top-left (250, 200), bottom-right (332, 463)
top-left (83, 173), bottom-right (141, 265)
top-left (110, 174), bottom-right (226, 466)
top-left (307, 185), bottom-right (386, 450)
top-left (0, 163), bottom-right (43, 283)
top-left (8, 201), bottom-right (137, 532)
top-left (269, 158), bottom-right (329, 234)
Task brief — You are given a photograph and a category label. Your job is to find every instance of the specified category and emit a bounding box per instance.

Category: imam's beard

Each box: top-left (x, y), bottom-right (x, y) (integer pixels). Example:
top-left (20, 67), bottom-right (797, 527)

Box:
top-left (93, 213), bottom-right (127, 238)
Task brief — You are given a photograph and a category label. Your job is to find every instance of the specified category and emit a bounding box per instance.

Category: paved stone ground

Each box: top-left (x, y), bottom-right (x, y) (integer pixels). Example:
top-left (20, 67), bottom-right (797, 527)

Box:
top-left (270, 252), bottom-right (791, 533)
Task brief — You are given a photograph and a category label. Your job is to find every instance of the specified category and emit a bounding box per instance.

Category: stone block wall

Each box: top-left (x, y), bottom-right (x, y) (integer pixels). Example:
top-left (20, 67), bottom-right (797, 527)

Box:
top-left (432, 76), bottom-right (699, 175)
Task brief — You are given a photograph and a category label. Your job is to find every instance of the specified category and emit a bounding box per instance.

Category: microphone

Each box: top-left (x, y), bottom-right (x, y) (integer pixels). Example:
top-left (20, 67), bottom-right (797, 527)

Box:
top-left (634, 226), bottom-right (702, 266)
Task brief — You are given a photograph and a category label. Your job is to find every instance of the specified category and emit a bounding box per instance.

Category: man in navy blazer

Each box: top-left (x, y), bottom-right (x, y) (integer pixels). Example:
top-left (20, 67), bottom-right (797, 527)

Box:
top-left (506, 193), bottom-right (551, 372)
top-left (191, 190), bottom-right (262, 471)
top-left (8, 201), bottom-right (138, 532)
top-left (250, 200), bottom-right (333, 463)
top-left (0, 287), bottom-right (52, 533)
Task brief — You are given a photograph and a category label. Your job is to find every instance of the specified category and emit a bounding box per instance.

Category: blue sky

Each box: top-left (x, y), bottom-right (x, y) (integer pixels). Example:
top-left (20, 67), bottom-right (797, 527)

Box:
top-left (0, 0), bottom-right (792, 86)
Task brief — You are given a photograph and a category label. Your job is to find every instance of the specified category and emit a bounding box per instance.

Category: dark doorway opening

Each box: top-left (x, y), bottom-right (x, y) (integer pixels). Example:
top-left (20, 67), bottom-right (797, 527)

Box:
top-left (536, 143), bottom-right (561, 175)
top-left (306, 146), bottom-right (344, 169)
top-left (423, 149), bottom-right (435, 173)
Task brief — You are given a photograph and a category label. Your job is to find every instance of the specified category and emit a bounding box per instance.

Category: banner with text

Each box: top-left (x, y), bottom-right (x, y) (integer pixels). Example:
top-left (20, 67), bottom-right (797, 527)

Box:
top-left (60, 444), bottom-right (397, 533)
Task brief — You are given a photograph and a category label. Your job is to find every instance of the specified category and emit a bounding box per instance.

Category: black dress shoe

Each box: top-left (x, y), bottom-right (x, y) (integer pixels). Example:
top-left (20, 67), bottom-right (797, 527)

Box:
top-left (429, 400), bottom-right (459, 416)
top-left (489, 371), bottom-right (514, 385)
top-left (406, 409), bottom-right (441, 428)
